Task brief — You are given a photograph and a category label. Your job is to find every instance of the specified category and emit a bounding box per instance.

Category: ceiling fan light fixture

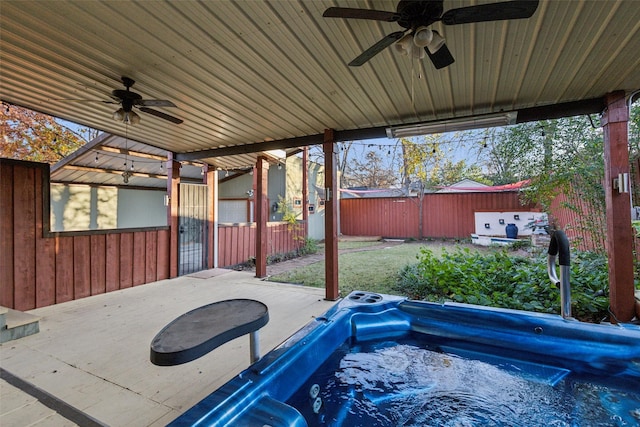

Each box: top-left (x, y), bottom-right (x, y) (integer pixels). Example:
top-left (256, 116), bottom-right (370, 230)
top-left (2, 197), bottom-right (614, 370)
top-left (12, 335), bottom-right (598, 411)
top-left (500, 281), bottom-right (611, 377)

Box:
top-left (427, 30), bottom-right (445, 54)
top-left (112, 108), bottom-right (125, 121)
top-left (123, 111), bottom-right (141, 125)
top-left (411, 44), bottom-right (425, 59)
top-left (395, 33), bottom-right (413, 55)
top-left (413, 26), bottom-right (433, 48)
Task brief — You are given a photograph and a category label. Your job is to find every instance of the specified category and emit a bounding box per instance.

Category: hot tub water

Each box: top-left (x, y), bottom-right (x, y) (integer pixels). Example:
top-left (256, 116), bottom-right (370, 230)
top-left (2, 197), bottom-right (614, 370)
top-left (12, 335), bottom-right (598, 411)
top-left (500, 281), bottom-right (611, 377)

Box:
top-left (288, 335), bottom-right (640, 427)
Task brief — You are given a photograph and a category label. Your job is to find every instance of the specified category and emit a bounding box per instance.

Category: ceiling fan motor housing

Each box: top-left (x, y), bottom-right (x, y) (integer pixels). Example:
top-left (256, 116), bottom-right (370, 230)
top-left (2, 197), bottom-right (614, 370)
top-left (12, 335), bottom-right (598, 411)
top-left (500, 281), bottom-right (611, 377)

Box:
top-left (396, 0), bottom-right (443, 29)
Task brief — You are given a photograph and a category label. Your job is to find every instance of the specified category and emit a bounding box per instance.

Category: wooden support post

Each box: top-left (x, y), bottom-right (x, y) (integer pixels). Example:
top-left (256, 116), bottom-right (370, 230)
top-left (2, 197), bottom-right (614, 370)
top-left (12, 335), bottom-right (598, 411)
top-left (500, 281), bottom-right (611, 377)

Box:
top-left (602, 91), bottom-right (635, 322)
top-left (255, 157), bottom-right (269, 278)
top-left (324, 130), bottom-right (339, 300)
top-left (167, 154), bottom-right (180, 278)
top-left (302, 147), bottom-right (309, 223)
top-left (205, 165), bottom-right (218, 269)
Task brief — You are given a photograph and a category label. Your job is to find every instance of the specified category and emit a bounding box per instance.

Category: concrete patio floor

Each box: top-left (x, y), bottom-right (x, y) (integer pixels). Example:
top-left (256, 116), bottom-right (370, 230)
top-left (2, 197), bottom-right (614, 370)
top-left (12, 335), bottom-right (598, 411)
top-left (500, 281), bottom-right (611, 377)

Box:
top-left (0, 269), bottom-right (336, 426)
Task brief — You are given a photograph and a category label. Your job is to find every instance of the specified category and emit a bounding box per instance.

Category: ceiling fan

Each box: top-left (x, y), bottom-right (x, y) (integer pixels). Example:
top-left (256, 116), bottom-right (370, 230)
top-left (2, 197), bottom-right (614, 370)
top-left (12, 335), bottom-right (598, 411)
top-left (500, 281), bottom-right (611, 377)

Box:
top-left (323, 0), bottom-right (539, 69)
top-left (64, 76), bottom-right (183, 125)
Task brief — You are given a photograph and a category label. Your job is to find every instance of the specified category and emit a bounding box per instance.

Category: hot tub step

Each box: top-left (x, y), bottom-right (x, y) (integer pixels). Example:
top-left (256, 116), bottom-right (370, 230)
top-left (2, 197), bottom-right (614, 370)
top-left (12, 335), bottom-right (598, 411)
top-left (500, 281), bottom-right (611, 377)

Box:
top-left (0, 306), bottom-right (40, 343)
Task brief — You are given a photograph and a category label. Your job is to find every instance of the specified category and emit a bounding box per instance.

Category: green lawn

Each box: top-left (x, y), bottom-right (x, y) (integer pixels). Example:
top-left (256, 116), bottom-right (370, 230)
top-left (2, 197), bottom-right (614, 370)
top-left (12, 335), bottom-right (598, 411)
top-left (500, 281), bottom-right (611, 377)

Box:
top-left (267, 241), bottom-right (461, 296)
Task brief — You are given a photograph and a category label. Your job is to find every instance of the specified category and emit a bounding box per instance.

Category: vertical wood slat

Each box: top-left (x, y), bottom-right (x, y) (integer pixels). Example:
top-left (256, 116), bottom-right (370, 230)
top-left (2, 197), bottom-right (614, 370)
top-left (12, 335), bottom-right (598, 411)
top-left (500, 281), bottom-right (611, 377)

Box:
top-left (120, 233), bottom-right (133, 288)
top-left (73, 235), bottom-right (91, 299)
top-left (220, 226), bottom-right (226, 266)
top-left (145, 231), bottom-right (158, 283)
top-left (0, 162), bottom-right (15, 307)
top-left (35, 167), bottom-right (56, 307)
top-left (132, 232), bottom-right (146, 286)
top-left (231, 226), bottom-right (239, 265)
top-left (12, 165), bottom-right (36, 311)
top-left (156, 229), bottom-right (170, 280)
top-left (90, 234), bottom-right (106, 295)
top-left (106, 233), bottom-right (120, 292)
top-left (55, 236), bottom-right (74, 304)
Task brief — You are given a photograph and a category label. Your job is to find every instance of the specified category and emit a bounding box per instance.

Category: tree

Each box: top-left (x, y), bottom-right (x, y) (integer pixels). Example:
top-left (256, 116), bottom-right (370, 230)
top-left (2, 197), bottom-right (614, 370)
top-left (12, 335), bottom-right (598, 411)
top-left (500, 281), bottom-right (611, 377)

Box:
top-left (1, 104), bottom-right (88, 163)
top-left (308, 141), bottom-right (356, 188)
top-left (398, 136), bottom-right (445, 238)
top-left (347, 150), bottom-right (398, 188)
top-left (431, 159), bottom-right (491, 187)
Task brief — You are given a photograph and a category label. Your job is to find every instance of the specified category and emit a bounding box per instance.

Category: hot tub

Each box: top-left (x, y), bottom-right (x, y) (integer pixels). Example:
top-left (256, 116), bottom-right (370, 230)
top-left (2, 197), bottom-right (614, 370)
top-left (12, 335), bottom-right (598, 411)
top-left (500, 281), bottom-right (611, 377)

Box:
top-left (169, 292), bottom-right (640, 426)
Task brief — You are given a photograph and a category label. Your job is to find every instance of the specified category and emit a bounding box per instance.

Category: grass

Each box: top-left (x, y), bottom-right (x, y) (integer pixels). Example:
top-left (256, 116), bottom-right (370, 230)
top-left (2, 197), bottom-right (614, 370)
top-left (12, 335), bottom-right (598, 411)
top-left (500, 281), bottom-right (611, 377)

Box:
top-left (267, 241), bottom-right (474, 296)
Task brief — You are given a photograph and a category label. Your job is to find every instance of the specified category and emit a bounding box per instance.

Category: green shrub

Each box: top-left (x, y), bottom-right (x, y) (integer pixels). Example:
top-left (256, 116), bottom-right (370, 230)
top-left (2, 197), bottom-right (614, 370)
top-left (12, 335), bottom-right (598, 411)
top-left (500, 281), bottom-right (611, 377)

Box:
top-left (298, 238), bottom-right (319, 256)
top-left (395, 247), bottom-right (611, 323)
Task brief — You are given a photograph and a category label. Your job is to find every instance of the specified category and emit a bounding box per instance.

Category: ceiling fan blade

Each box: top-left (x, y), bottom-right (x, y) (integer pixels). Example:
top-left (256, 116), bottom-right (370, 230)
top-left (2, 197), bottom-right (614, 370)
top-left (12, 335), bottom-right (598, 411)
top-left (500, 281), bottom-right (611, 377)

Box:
top-left (323, 7), bottom-right (398, 22)
top-left (441, 0), bottom-right (539, 25)
top-left (349, 31), bottom-right (406, 67)
top-left (137, 99), bottom-right (177, 108)
top-left (139, 107), bottom-right (183, 124)
top-left (425, 43), bottom-right (455, 70)
top-left (53, 99), bottom-right (119, 104)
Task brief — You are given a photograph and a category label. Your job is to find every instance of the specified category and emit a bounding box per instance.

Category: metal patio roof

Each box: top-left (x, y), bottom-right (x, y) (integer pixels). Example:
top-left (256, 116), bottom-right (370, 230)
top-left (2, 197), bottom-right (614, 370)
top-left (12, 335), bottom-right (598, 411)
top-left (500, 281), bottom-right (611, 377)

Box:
top-left (1, 0), bottom-right (639, 165)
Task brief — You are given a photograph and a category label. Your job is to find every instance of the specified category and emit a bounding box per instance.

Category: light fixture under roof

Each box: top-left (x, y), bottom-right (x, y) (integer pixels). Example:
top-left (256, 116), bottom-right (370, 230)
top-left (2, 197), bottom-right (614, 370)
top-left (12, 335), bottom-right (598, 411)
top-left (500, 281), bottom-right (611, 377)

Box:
top-left (113, 107), bottom-right (141, 125)
top-left (386, 112), bottom-right (518, 138)
top-left (394, 28), bottom-right (447, 59)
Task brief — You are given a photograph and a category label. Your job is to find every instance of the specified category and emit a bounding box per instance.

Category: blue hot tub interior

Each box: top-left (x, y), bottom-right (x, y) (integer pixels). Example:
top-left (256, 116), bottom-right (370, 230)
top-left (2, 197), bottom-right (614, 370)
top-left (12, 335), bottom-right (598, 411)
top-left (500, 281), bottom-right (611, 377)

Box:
top-left (170, 292), bottom-right (640, 426)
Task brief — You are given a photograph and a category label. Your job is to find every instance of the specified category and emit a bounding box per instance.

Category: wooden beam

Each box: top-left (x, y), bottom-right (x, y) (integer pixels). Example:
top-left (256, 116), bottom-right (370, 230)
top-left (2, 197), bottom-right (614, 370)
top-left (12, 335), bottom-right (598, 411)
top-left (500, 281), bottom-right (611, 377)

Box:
top-left (167, 154), bottom-right (180, 278)
top-left (176, 135), bottom-right (324, 161)
top-left (60, 164), bottom-right (167, 179)
top-left (96, 146), bottom-right (166, 161)
top-left (324, 129), bottom-right (339, 301)
top-left (602, 91), bottom-right (635, 323)
top-left (255, 157), bottom-right (269, 278)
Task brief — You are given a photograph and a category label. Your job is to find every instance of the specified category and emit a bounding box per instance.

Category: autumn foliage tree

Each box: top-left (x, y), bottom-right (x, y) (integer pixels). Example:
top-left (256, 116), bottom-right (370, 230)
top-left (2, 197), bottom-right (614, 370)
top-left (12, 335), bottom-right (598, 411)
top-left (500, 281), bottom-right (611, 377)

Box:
top-left (1, 104), bottom-right (87, 163)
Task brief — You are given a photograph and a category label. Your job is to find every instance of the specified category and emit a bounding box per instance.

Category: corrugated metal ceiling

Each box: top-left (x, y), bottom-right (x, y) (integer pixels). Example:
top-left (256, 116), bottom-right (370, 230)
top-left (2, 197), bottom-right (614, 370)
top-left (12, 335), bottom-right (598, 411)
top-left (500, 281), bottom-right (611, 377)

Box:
top-left (2, 0), bottom-right (639, 167)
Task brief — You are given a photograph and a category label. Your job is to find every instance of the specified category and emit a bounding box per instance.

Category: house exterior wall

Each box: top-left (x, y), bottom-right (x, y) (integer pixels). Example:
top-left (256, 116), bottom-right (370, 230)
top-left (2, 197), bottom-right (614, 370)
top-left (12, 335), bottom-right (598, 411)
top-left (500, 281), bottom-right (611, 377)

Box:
top-left (286, 156), bottom-right (326, 240)
top-left (50, 183), bottom-right (167, 231)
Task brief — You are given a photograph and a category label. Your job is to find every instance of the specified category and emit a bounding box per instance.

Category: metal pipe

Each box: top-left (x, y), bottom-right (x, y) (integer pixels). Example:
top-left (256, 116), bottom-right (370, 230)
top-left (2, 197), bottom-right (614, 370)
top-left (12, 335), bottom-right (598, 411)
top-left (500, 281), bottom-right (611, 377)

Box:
top-left (547, 230), bottom-right (572, 319)
top-left (249, 330), bottom-right (260, 363)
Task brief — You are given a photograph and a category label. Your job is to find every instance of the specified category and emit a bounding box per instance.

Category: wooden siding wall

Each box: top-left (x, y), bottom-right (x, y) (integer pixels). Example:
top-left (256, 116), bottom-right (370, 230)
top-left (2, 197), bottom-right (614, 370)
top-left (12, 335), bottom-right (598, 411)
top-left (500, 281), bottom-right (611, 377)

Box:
top-left (340, 192), bottom-right (535, 239)
top-left (1, 159), bottom-right (170, 311)
top-left (218, 222), bottom-right (307, 267)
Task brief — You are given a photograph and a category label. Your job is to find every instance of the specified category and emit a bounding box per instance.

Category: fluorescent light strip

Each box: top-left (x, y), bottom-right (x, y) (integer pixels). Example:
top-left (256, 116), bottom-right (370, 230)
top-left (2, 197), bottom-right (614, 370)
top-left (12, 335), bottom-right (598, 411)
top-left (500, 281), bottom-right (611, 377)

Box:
top-left (386, 112), bottom-right (518, 138)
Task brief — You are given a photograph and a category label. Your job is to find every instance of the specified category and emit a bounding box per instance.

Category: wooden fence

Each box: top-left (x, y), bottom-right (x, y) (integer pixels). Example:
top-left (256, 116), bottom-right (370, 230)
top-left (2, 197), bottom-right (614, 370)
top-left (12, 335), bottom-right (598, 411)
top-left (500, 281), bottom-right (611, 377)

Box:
top-left (340, 192), bottom-right (536, 239)
top-left (1, 159), bottom-right (307, 311)
top-left (1, 159), bottom-right (171, 311)
top-left (218, 222), bottom-right (307, 267)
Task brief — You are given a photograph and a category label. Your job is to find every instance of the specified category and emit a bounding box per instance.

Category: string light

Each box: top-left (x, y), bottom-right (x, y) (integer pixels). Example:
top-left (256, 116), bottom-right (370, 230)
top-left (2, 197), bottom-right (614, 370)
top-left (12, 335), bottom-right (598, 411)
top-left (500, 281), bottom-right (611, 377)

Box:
top-left (95, 152), bottom-right (99, 163)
